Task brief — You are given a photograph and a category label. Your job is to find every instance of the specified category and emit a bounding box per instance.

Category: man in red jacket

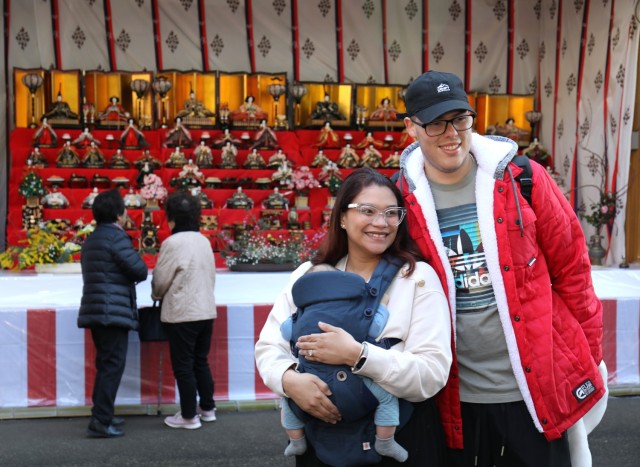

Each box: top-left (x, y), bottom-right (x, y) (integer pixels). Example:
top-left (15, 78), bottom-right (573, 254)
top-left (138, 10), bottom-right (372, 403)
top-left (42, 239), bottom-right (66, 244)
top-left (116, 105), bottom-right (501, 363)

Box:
top-left (396, 70), bottom-right (607, 467)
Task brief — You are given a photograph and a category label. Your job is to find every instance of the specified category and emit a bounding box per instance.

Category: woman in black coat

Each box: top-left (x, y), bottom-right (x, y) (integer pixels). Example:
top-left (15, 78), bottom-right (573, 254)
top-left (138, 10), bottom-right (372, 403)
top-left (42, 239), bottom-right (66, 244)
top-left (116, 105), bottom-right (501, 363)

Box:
top-left (78, 189), bottom-right (148, 438)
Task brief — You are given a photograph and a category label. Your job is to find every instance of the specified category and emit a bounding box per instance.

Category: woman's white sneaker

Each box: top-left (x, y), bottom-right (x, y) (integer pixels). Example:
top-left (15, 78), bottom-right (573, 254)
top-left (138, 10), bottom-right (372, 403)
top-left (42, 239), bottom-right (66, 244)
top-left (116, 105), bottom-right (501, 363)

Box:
top-left (197, 406), bottom-right (217, 422)
top-left (164, 412), bottom-right (202, 429)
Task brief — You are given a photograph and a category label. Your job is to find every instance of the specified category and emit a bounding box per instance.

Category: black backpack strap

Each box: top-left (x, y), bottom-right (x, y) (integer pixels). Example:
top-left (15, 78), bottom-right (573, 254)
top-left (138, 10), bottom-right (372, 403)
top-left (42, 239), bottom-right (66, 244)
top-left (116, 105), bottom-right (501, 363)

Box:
top-left (390, 169), bottom-right (404, 196)
top-left (390, 170), bottom-right (401, 184)
top-left (512, 155), bottom-right (533, 206)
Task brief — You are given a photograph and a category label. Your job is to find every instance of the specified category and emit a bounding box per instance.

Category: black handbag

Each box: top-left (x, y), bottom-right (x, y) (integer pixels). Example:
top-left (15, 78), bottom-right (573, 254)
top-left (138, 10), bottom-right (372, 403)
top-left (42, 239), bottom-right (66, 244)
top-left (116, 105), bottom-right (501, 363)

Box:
top-left (138, 301), bottom-right (168, 342)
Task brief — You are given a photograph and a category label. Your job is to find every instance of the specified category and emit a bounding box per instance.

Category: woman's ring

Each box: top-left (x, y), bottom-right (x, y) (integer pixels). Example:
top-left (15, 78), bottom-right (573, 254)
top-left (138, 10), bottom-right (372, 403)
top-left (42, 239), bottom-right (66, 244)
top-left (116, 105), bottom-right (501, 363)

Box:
top-left (308, 349), bottom-right (314, 357)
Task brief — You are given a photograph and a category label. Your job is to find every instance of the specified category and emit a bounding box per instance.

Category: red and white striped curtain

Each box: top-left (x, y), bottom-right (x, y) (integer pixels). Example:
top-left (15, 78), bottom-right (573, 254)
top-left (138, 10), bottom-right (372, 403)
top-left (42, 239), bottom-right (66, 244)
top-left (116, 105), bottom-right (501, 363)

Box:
top-left (2, 299), bottom-right (638, 408)
top-left (0, 305), bottom-right (276, 408)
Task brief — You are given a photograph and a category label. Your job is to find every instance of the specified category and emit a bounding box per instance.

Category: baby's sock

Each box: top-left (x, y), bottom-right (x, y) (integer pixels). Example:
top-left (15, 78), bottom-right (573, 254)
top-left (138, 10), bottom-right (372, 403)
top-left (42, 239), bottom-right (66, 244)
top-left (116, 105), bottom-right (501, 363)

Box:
top-left (284, 435), bottom-right (307, 457)
top-left (375, 436), bottom-right (408, 463)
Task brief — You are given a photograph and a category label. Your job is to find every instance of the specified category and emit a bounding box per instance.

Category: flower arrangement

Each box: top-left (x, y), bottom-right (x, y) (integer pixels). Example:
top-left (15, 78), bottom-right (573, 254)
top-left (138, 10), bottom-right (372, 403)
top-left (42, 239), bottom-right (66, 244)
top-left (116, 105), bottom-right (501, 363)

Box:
top-left (19, 172), bottom-right (47, 199)
top-left (576, 145), bottom-right (626, 236)
top-left (318, 162), bottom-right (343, 195)
top-left (219, 228), bottom-right (325, 267)
top-left (0, 221), bottom-right (94, 270)
top-left (291, 165), bottom-right (321, 196)
top-left (581, 191), bottom-right (623, 234)
top-left (271, 161), bottom-right (293, 190)
top-left (140, 173), bottom-right (168, 201)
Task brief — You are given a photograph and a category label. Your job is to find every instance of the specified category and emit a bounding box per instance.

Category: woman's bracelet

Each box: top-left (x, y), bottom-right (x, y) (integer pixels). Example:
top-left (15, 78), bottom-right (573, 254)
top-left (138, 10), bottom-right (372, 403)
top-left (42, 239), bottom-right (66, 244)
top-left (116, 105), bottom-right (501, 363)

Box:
top-left (351, 342), bottom-right (368, 371)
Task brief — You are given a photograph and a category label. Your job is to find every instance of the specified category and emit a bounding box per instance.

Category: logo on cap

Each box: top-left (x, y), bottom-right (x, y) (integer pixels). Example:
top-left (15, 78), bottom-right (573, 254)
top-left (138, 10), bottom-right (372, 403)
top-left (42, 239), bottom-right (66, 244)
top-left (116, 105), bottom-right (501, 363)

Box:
top-left (437, 83), bottom-right (450, 93)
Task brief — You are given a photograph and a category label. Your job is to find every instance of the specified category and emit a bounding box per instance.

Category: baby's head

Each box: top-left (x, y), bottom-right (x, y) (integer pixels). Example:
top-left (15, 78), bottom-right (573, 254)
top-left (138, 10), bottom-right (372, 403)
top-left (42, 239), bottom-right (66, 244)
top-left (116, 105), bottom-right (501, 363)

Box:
top-left (305, 263), bottom-right (337, 275)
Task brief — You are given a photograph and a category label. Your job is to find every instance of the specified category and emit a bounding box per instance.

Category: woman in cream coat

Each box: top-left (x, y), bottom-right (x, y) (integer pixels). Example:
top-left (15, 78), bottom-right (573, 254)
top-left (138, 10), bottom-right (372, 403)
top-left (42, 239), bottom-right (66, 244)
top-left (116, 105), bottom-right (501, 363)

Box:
top-left (255, 168), bottom-right (452, 466)
top-left (152, 191), bottom-right (216, 430)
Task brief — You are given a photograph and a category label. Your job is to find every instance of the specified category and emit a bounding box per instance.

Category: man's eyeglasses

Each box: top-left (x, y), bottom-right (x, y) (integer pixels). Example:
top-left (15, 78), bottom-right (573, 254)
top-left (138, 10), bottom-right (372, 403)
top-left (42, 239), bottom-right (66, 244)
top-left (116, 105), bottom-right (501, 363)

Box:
top-left (347, 203), bottom-right (407, 226)
top-left (411, 113), bottom-right (476, 137)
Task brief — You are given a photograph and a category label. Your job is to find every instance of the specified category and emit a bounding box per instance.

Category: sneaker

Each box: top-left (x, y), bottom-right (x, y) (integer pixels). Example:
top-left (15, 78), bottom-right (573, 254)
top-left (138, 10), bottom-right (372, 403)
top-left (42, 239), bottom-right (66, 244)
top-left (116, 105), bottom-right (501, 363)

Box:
top-left (197, 406), bottom-right (217, 422)
top-left (164, 412), bottom-right (202, 430)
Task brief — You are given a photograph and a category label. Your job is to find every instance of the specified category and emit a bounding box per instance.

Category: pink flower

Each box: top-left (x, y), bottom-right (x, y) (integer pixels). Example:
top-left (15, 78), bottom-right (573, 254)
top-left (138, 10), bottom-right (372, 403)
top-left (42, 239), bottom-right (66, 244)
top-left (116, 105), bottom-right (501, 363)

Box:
top-left (291, 166), bottom-right (321, 195)
top-left (140, 174), bottom-right (168, 201)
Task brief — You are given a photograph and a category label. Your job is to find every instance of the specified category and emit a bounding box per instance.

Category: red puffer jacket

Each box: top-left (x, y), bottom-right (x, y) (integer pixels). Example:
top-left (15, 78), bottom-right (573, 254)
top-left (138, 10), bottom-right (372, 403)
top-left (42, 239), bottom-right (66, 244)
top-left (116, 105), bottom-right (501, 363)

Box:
top-left (397, 134), bottom-right (605, 449)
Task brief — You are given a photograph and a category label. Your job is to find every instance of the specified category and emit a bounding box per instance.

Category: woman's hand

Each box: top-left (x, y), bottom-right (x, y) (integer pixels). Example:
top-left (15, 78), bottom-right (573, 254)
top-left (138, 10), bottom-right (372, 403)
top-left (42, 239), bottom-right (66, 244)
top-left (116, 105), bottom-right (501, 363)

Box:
top-left (296, 322), bottom-right (363, 367)
top-left (282, 368), bottom-right (341, 424)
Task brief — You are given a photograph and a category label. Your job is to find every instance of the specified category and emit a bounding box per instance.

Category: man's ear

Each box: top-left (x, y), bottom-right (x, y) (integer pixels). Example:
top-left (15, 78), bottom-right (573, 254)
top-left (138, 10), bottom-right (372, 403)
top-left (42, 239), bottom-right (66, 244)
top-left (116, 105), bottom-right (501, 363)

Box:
top-left (404, 117), bottom-right (418, 138)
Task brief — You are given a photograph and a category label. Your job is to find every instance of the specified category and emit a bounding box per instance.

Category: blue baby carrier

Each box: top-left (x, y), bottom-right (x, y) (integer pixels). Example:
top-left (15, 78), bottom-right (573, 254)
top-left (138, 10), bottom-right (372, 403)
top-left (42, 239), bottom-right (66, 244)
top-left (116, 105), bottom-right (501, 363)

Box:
top-left (284, 256), bottom-right (410, 466)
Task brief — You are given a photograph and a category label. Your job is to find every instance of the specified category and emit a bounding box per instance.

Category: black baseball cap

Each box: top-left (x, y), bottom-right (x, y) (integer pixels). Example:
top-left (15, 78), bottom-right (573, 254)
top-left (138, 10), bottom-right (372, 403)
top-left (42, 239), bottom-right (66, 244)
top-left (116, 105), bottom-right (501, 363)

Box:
top-left (399, 71), bottom-right (474, 124)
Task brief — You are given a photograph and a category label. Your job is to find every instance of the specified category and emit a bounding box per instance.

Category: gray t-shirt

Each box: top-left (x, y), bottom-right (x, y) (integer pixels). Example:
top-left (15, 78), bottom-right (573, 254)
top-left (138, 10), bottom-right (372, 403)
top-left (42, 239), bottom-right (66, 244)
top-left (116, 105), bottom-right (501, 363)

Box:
top-left (430, 162), bottom-right (521, 403)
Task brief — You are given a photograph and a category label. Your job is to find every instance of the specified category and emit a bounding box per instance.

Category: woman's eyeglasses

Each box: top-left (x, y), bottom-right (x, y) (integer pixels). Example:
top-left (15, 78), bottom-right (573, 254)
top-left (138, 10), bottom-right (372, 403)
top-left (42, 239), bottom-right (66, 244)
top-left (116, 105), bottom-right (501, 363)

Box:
top-left (411, 113), bottom-right (476, 137)
top-left (347, 203), bottom-right (407, 226)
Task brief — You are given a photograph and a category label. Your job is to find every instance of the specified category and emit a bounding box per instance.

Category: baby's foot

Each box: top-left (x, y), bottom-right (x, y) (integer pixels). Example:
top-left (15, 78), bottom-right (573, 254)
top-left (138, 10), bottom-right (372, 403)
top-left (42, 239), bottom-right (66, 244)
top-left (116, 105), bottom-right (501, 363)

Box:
top-left (375, 436), bottom-right (408, 462)
top-left (284, 436), bottom-right (307, 457)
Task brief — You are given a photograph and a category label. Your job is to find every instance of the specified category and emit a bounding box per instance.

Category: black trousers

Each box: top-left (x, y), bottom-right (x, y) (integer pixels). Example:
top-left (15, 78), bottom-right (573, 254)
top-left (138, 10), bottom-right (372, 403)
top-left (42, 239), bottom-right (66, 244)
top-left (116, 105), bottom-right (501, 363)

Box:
top-left (295, 397), bottom-right (447, 467)
top-left (90, 326), bottom-right (129, 426)
top-left (446, 401), bottom-right (571, 467)
top-left (166, 319), bottom-right (215, 419)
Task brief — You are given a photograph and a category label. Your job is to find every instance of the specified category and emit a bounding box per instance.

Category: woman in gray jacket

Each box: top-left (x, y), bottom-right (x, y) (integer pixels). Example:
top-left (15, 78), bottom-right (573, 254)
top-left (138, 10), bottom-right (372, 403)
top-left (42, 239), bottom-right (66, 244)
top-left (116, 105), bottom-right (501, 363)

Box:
top-left (152, 191), bottom-right (217, 430)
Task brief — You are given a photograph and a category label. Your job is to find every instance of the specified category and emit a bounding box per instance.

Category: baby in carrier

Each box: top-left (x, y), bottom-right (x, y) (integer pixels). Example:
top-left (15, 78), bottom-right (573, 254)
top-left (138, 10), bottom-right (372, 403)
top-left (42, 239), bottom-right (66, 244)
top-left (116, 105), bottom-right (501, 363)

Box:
top-left (279, 263), bottom-right (408, 463)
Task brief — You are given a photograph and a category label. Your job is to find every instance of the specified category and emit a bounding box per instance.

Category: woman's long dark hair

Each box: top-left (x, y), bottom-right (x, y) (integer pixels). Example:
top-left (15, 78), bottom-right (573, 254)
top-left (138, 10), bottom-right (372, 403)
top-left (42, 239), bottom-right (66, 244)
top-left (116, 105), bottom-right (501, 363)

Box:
top-left (312, 167), bottom-right (422, 276)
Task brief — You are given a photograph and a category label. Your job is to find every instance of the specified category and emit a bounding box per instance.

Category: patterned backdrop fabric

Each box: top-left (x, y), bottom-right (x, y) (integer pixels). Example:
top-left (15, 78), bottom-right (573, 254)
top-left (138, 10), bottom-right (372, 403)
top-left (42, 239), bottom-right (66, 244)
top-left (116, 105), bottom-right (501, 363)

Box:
top-left (296, 0), bottom-right (339, 82)
top-left (469, 0), bottom-right (509, 94)
top-left (2, 0), bottom-right (639, 266)
top-left (111, 0), bottom-right (157, 71)
top-left (58, 0), bottom-right (109, 70)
